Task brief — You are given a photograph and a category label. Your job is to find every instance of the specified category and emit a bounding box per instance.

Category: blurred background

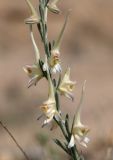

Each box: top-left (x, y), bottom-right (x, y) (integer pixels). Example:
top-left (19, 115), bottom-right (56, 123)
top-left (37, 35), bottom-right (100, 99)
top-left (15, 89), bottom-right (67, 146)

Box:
top-left (0, 0), bottom-right (113, 159)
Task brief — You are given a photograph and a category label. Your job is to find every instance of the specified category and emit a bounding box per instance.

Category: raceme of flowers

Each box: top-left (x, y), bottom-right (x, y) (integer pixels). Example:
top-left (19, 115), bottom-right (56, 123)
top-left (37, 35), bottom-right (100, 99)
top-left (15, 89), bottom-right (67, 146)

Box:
top-left (24, 0), bottom-right (90, 159)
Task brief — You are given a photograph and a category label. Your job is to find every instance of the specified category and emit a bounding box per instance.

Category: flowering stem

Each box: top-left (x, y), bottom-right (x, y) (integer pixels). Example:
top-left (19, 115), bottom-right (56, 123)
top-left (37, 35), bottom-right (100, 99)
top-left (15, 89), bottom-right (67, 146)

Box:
top-left (37, 1), bottom-right (81, 159)
top-left (24, 0), bottom-right (88, 160)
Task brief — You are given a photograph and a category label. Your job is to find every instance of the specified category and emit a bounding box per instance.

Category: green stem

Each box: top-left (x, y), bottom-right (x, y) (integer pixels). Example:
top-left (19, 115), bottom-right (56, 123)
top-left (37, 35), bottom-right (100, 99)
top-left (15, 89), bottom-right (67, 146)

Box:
top-left (39, 0), bottom-right (50, 57)
top-left (54, 117), bottom-right (68, 140)
top-left (37, 1), bottom-right (82, 160)
top-left (42, 23), bottom-right (50, 57)
top-left (55, 90), bottom-right (60, 111)
top-left (71, 146), bottom-right (80, 160)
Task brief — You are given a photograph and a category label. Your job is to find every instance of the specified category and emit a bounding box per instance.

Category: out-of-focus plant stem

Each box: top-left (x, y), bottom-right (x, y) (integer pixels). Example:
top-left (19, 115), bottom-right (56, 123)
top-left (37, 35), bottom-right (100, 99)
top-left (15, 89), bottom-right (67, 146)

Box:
top-left (0, 121), bottom-right (31, 160)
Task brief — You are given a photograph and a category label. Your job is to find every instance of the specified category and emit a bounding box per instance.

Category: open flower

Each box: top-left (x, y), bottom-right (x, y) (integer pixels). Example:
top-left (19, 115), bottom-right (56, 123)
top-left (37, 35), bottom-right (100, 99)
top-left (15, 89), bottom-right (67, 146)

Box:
top-left (23, 25), bottom-right (43, 87)
top-left (47, 0), bottom-right (60, 14)
top-left (40, 56), bottom-right (60, 127)
top-left (23, 64), bottom-right (43, 88)
top-left (49, 12), bottom-right (69, 73)
top-left (68, 81), bottom-right (90, 148)
top-left (49, 50), bottom-right (61, 73)
top-left (58, 68), bottom-right (76, 100)
top-left (25, 0), bottom-right (40, 24)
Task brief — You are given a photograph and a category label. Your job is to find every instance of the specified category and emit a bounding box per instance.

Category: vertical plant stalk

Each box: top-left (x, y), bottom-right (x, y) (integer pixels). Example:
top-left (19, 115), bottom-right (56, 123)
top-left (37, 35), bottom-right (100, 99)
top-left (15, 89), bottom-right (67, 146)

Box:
top-left (37, 1), bottom-right (81, 160)
top-left (23, 0), bottom-right (89, 160)
top-left (0, 121), bottom-right (30, 160)
top-left (39, 0), bottom-right (50, 57)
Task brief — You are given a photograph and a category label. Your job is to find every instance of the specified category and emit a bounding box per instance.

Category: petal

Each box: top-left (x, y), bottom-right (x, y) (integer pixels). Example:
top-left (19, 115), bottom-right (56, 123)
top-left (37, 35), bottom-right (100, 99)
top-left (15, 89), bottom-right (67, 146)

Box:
top-left (68, 135), bottom-right (75, 148)
top-left (74, 134), bottom-right (89, 148)
top-left (80, 136), bottom-right (90, 148)
top-left (42, 116), bottom-right (53, 127)
top-left (27, 74), bottom-right (42, 88)
top-left (74, 134), bottom-right (82, 142)
top-left (55, 63), bottom-right (62, 72)
top-left (52, 63), bottom-right (61, 73)
top-left (28, 76), bottom-right (38, 88)
top-left (65, 92), bottom-right (74, 101)
top-left (43, 63), bottom-right (48, 71)
top-left (83, 137), bottom-right (90, 144)
top-left (46, 109), bottom-right (55, 118)
top-left (79, 141), bottom-right (88, 148)
top-left (52, 67), bottom-right (57, 74)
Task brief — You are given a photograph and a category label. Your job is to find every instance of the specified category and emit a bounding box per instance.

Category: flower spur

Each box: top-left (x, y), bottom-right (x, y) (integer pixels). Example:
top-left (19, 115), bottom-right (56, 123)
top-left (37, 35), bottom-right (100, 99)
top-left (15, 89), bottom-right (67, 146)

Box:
top-left (23, 25), bottom-right (43, 88)
top-left (68, 81), bottom-right (90, 148)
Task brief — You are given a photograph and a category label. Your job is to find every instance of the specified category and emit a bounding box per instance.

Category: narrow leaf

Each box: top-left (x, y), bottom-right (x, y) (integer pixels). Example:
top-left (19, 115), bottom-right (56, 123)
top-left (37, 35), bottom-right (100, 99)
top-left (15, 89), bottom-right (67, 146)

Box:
top-left (54, 139), bottom-right (68, 154)
top-left (65, 114), bottom-right (71, 138)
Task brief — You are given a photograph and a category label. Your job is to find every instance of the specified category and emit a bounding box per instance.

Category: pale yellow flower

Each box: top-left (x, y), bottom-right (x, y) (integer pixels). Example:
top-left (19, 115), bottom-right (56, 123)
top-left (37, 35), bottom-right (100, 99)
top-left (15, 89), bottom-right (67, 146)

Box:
top-left (40, 82), bottom-right (56, 126)
top-left (68, 81), bottom-right (90, 148)
top-left (58, 68), bottom-right (76, 100)
top-left (23, 64), bottom-right (43, 88)
top-left (49, 12), bottom-right (69, 73)
top-left (25, 0), bottom-right (40, 24)
top-left (40, 56), bottom-right (60, 127)
top-left (23, 25), bottom-right (43, 87)
top-left (47, 0), bottom-right (60, 14)
top-left (49, 50), bottom-right (61, 73)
